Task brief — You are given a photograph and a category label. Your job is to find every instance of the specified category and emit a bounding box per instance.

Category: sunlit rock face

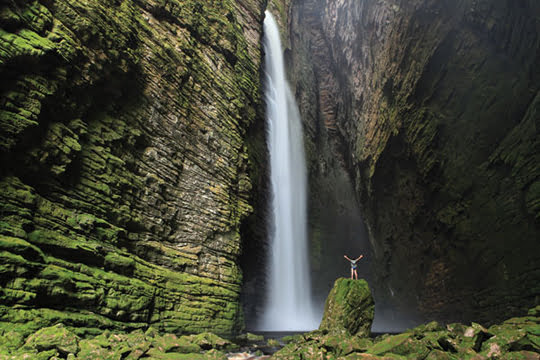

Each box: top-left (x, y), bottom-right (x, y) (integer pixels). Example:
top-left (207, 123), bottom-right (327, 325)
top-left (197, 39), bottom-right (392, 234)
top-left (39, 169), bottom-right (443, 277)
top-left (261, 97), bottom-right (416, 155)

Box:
top-left (289, 0), bottom-right (540, 326)
top-left (0, 0), bottom-right (265, 335)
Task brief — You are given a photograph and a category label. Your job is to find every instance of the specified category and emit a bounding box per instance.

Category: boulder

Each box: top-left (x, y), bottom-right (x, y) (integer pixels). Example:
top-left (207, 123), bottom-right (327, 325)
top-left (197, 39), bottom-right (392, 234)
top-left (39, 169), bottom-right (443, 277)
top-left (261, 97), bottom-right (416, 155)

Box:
top-left (23, 323), bottom-right (79, 356)
top-left (319, 278), bottom-right (374, 336)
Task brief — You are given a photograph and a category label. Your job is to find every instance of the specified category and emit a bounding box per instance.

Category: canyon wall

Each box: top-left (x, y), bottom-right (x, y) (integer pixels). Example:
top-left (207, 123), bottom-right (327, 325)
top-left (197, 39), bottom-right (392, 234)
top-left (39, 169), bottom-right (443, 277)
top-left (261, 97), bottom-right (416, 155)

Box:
top-left (2, 0), bottom-right (538, 337)
top-left (0, 0), bottom-right (266, 336)
top-left (289, 0), bottom-right (540, 325)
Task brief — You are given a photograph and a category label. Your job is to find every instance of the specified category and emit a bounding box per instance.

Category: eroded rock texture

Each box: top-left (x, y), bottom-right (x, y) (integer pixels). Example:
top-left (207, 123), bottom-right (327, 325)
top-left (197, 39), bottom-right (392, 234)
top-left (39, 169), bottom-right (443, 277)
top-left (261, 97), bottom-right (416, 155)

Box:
top-left (289, 0), bottom-right (540, 325)
top-left (0, 0), bottom-right (265, 336)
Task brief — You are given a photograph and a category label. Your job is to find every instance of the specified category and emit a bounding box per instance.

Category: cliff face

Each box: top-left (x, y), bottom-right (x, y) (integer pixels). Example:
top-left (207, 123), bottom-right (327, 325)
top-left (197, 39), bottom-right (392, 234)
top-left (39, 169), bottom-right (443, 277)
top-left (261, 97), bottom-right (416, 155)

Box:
top-left (290, 0), bottom-right (540, 325)
top-left (0, 0), bottom-right (265, 336)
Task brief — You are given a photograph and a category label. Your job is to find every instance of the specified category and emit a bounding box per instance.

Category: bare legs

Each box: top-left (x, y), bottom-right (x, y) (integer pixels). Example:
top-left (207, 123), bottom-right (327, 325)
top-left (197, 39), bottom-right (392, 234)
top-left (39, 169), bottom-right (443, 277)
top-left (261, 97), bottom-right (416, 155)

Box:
top-left (345, 254), bottom-right (364, 279)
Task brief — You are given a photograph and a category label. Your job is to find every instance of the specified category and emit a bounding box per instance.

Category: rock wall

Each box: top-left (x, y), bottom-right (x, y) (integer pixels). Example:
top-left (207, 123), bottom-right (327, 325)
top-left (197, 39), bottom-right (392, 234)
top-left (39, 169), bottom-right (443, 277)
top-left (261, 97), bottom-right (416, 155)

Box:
top-left (0, 0), bottom-right (266, 336)
top-left (289, 0), bottom-right (540, 325)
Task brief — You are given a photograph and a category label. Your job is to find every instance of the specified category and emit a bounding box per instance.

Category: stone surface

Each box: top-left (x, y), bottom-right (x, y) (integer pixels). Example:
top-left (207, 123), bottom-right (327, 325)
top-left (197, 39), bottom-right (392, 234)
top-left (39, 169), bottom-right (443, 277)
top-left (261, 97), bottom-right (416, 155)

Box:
top-left (23, 323), bottom-right (79, 356)
top-left (288, 0), bottom-right (540, 325)
top-left (319, 278), bottom-right (374, 337)
top-left (0, 0), bottom-right (265, 335)
top-left (1, 326), bottom-right (238, 359)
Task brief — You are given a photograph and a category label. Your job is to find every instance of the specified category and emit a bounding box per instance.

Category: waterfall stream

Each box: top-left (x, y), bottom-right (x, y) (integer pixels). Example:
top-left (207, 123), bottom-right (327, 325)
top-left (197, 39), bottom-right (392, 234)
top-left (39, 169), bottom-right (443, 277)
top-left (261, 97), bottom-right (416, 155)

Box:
top-left (260, 11), bottom-right (319, 331)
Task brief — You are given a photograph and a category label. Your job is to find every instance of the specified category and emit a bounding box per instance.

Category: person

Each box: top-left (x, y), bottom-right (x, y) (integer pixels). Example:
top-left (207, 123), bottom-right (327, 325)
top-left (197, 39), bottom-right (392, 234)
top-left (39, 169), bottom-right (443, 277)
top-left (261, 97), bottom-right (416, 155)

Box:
top-left (344, 254), bottom-right (364, 280)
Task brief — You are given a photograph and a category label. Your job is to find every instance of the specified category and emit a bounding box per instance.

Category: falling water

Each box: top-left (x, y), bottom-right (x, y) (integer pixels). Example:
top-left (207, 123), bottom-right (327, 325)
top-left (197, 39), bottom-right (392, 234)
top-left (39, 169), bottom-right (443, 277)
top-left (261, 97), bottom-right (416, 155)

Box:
top-left (260, 11), bottom-right (318, 331)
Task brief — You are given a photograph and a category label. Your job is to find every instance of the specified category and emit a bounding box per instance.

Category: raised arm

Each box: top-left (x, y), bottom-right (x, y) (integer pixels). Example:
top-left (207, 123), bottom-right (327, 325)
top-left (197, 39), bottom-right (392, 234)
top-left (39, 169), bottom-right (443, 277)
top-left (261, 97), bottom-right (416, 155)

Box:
top-left (355, 254), bottom-right (364, 261)
top-left (344, 255), bottom-right (352, 261)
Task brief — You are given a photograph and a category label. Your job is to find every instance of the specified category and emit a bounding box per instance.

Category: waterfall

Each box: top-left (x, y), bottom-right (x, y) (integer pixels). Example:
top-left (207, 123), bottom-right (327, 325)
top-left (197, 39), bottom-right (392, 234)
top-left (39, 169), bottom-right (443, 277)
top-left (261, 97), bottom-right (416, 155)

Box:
top-left (260, 11), bottom-right (318, 331)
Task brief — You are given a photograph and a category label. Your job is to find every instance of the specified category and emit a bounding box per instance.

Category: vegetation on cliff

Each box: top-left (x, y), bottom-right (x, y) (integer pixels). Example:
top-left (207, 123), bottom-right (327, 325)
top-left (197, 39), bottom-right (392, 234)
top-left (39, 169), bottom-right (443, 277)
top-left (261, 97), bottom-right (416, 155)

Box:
top-left (288, 0), bottom-right (540, 325)
top-left (0, 0), bottom-right (265, 335)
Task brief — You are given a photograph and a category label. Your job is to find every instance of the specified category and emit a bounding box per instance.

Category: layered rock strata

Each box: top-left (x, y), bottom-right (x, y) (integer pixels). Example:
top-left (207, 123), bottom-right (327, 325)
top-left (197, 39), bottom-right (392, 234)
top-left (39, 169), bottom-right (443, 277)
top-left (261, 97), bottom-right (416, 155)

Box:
top-left (0, 0), bottom-right (265, 335)
top-left (289, 0), bottom-right (540, 325)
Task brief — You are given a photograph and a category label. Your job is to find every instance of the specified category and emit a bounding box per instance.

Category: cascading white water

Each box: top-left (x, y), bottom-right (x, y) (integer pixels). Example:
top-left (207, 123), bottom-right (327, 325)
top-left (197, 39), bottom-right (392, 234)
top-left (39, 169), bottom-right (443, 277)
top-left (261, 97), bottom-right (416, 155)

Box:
top-left (260, 11), bottom-right (319, 331)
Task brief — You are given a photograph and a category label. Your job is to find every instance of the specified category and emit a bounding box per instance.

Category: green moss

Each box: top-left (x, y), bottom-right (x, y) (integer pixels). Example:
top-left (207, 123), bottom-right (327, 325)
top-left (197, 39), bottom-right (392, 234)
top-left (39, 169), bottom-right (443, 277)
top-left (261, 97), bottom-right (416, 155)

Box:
top-left (368, 333), bottom-right (412, 356)
top-left (320, 333), bottom-right (373, 356)
top-left (0, 28), bottom-right (55, 63)
top-left (0, 235), bottom-right (45, 262)
top-left (320, 278), bottom-right (375, 337)
top-left (104, 252), bottom-right (135, 275)
top-left (0, 0), bottom-right (259, 337)
top-left (23, 323), bottom-right (80, 355)
top-left (151, 333), bottom-right (201, 353)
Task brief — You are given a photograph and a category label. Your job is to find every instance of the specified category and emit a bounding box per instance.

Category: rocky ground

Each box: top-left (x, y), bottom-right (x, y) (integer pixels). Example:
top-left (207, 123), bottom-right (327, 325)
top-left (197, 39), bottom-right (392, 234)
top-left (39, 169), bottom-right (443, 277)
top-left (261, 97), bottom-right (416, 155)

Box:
top-left (0, 279), bottom-right (537, 359)
top-left (0, 306), bottom-right (537, 359)
top-left (0, 326), bottom-right (275, 359)
top-left (271, 308), bottom-right (540, 359)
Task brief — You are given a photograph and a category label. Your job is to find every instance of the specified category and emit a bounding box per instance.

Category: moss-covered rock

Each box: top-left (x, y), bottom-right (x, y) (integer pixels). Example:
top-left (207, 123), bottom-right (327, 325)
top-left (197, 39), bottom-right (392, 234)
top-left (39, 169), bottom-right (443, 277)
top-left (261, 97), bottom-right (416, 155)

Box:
top-left (0, 0), bottom-right (266, 336)
top-left (270, 307), bottom-right (540, 360)
top-left (0, 326), bottom-right (243, 359)
top-left (367, 333), bottom-right (430, 358)
top-left (319, 278), bottom-right (374, 337)
top-left (182, 332), bottom-right (233, 351)
top-left (481, 317), bottom-right (540, 355)
top-left (23, 323), bottom-right (79, 356)
top-left (321, 333), bottom-right (373, 356)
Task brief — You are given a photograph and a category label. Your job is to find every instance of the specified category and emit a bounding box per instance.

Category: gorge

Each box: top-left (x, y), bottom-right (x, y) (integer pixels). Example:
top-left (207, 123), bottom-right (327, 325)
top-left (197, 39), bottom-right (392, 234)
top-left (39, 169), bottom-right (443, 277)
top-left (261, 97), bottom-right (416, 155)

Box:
top-left (0, 0), bottom-right (539, 350)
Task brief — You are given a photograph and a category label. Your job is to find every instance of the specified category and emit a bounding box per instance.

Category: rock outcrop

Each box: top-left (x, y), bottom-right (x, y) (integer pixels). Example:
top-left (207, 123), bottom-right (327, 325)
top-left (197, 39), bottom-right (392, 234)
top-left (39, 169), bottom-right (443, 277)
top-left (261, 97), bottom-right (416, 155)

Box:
top-left (0, 0), bottom-right (265, 335)
top-left (288, 0), bottom-right (540, 325)
top-left (319, 278), bottom-right (374, 337)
